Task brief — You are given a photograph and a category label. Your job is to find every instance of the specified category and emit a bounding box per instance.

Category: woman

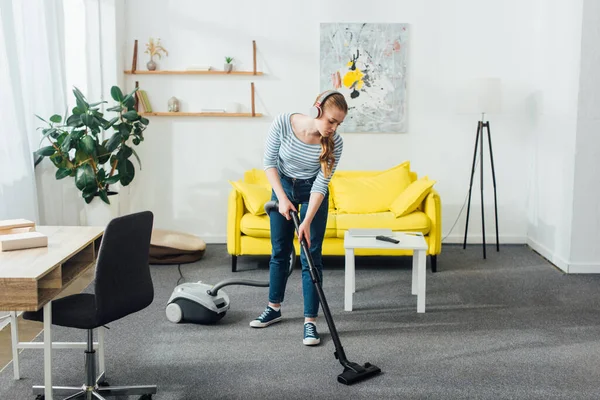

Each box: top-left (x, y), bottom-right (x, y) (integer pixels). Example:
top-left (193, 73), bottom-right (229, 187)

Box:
top-left (250, 90), bottom-right (348, 346)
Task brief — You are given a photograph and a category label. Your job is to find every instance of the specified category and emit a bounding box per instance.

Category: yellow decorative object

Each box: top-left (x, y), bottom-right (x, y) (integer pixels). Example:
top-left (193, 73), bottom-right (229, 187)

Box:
top-left (389, 177), bottom-right (437, 218)
top-left (227, 163), bottom-right (442, 265)
top-left (228, 180), bottom-right (271, 216)
top-left (343, 67), bottom-right (364, 90)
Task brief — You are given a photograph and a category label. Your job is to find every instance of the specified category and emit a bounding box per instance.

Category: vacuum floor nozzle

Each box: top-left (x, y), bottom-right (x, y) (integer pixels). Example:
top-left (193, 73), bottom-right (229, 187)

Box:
top-left (337, 362), bottom-right (382, 385)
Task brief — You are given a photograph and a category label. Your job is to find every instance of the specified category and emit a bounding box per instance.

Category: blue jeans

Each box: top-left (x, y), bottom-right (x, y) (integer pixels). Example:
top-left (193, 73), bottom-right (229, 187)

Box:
top-left (268, 173), bottom-right (329, 318)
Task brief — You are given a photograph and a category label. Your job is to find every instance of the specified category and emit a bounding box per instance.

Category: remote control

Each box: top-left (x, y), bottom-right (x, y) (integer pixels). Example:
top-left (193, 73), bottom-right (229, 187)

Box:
top-left (376, 235), bottom-right (399, 244)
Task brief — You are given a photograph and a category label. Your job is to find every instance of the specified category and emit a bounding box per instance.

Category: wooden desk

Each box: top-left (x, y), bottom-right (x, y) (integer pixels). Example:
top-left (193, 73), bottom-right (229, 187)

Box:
top-left (0, 226), bottom-right (104, 400)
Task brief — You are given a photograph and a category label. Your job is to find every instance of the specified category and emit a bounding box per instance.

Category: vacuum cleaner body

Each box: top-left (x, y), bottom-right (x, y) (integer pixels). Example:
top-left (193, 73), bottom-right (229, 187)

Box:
top-left (166, 281), bottom-right (230, 324)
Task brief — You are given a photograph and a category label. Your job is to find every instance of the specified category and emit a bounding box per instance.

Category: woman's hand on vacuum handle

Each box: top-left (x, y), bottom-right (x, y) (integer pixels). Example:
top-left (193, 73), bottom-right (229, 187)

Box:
top-left (278, 197), bottom-right (296, 221)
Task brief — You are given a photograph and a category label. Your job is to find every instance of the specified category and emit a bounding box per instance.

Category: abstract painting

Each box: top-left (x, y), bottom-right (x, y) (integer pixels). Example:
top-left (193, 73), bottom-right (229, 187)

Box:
top-left (320, 23), bottom-right (409, 133)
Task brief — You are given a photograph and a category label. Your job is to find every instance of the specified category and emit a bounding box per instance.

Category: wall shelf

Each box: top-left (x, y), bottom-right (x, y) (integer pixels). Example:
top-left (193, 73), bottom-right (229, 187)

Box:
top-left (127, 40), bottom-right (262, 117)
top-left (124, 70), bottom-right (263, 75)
top-left (141, 112), bottom-right (263, 117)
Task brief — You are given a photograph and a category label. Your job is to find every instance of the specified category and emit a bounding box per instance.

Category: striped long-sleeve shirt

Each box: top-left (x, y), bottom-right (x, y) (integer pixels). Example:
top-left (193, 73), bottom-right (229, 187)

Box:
top-left (263, 113), bottom-right (344, 196)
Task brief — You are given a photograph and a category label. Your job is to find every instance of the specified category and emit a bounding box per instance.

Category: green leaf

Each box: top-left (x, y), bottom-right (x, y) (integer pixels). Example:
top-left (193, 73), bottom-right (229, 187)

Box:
top-left (35, 114), bottom-right (49, 124)
top-left (75, 164), bottom-right (96, 191)
top-left (118, 144), bottom-right (133, 160)
top-left (105, 174), bottom-right (120, 184)
top-left (66, 114), bottom-right (82, 127)
top-left (89, 101), bottom-right (107, 107)
top-left (36, 146), bottom-right (56, 157)
top-left (39, 128), bottom-right (58, 146)
top-left (72, 107), bottom-right (84, 115)
top-left (49, 114), bottom-right (62, 123)
top-left (118, 159), bottom-right (135, 186)
top-left (79, 135), bottom-right (96, 155)
top-left (110, 86), bottom-right (124, 102)
top-left (80, 113), bottom-right (98, 129)
top-left (84, 194), bottom-right (95, 204)
top-left (123, 94), bottom-right (135, 109)
top-left (106, 105), bottom-right (123, 112)
top-left (97, 144), bottom-right (111, 164)
top-left (105, 133), bottom-right (122, 153)
top-left (98, 189), bottom-right (110, 204)
top-left (73, 87), bottom-right (89, 111)
top-left (131, 148), bottom-right (142, 170)
top-left (104, 117), bottom-right (119, 129)
top-left (61, 131), bottom-right (75, 152)
top-left (55, 168), bottom-right (71, 180)
top-left (97, 168), bottom-right (106, 181)
top-left (139, 117), bottom-right (149, 125)
top-left (122, 110), bottom-right (139, 121)
top-left (132, 137), bottom-right (141, 145)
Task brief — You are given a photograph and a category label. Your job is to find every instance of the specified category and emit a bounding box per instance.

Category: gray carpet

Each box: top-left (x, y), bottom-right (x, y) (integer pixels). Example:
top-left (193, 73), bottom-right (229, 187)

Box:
top-left (2, 244), bottom-right (600, 400)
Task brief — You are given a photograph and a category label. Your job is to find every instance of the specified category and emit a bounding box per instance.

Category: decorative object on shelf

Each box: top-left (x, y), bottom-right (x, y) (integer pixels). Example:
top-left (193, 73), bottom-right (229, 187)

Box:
top-left (168, 96), bottom-right (180, 112)
top-left (34, 86), bottom-right (149, 208)
top-left (136, 89), bottom-right (153, 112)
top-left (320, 23), bottom-right (409, 133)
top-left (224, 56), bottom-right (234, 73)
top-left (145, 37), bottom-right (168, 71)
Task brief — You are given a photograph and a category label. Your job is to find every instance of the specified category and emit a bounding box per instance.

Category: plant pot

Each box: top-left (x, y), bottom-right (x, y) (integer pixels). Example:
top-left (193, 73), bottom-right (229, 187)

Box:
top-left (83, 191), bottom-right (120, 227)
top-left (147, 59), bottom-right (157, 71)
top-left (224, 63), bottom-right (232, 73)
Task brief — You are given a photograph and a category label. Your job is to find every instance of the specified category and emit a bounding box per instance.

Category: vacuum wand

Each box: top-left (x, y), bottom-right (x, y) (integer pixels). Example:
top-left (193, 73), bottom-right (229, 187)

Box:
top-left (266, 200), bottom-right (381, 384)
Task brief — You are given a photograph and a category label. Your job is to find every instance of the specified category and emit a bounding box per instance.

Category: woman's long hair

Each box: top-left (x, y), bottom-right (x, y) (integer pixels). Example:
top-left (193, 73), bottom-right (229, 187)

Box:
top-left (317, 92), bottom-right (348, 178)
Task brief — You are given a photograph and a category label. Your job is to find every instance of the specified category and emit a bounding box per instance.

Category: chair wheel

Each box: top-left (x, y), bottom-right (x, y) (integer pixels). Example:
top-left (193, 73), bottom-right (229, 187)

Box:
top-left (139, 395), bottom-right (152, 400)
top-left (35, 396), bottom-right (44, 400)
top-left (98, 380), bottom-right (110, 387)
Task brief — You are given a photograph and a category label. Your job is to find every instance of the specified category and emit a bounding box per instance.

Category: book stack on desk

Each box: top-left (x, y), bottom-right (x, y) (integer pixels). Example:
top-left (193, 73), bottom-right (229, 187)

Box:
top-left (0, 219), bottom-right (48, 251)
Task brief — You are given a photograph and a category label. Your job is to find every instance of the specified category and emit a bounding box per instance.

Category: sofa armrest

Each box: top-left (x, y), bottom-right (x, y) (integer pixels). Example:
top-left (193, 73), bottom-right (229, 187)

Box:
top-left (423, 188), bottom-right (442, 255)
top-left (227, 188), bottom-right (245, 255)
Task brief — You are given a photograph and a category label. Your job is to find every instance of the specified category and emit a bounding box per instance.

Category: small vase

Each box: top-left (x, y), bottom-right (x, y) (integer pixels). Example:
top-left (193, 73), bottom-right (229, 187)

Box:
top-left (147, 59), bottom-right (157, 71)
top-left (224, 63), bottom-right (233, 73)
top-left (168, 96), bottom-right (180, 112)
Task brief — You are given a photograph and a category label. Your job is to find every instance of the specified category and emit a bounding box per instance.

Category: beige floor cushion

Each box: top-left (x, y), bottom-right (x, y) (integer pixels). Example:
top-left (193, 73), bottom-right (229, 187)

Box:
top-left (149, 229), bottom-right (206, 264)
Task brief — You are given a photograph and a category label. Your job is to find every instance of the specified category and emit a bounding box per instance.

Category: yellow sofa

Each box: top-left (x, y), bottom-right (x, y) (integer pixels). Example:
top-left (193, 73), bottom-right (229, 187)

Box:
top-left (227, 161), bottom-right (442, 273)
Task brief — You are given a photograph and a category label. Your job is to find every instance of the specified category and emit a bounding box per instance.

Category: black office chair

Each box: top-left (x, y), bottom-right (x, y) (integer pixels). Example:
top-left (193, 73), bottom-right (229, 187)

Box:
top-left (24, 211), bottom-right (157, 400)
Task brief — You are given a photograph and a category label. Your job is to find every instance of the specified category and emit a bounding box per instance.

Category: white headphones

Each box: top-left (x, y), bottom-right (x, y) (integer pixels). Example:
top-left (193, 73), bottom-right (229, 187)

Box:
top-left (308, 90), bottom-right (341, 119)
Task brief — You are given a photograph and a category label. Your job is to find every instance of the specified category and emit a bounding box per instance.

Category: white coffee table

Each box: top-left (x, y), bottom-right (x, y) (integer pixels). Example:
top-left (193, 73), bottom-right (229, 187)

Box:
top-left (343, 231), bottom-right (428, 313)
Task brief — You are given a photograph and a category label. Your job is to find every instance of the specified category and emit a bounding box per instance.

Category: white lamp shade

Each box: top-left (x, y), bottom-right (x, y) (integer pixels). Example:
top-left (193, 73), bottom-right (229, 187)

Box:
top-left (457, 77), bottom-right (503, 115)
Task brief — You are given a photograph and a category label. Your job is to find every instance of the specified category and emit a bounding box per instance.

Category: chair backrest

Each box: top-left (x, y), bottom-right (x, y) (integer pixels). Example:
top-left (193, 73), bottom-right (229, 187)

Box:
top-left (94, 211), bottom-right (154, 325)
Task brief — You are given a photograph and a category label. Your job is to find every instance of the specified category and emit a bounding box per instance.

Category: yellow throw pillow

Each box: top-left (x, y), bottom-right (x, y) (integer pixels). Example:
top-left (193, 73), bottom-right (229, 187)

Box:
top-left (229, 180), bottom-right (272, 216)
top-left (331, 164), bottom-right (412, 213)
top-left (390, 177), bottom-right (436, 218)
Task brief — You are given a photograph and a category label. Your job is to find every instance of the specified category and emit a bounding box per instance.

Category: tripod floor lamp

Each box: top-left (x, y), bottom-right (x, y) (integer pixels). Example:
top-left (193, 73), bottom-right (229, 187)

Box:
top-left (462, 78), bottom-right (501, 259)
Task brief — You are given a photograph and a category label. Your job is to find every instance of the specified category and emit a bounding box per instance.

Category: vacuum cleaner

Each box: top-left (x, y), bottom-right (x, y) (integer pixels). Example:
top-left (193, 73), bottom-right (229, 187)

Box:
top-left (165, 208), bottom-right (295, 324)
top-left (166, 200), bottom-right (381, 385)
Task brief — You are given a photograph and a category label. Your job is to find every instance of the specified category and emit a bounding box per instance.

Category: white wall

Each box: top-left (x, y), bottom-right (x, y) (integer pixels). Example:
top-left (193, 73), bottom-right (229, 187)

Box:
top-left (568, 0), bottom-right (600, 272)
top-left (118, 0), bottom-right (569, 245)
top-left (526, 0), bottom-right (584, 269)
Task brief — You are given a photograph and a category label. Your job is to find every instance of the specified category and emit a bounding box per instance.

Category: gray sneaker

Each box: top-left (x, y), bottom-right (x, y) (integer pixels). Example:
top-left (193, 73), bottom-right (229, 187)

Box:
top-left (249, 306), bottom-right (282, 328)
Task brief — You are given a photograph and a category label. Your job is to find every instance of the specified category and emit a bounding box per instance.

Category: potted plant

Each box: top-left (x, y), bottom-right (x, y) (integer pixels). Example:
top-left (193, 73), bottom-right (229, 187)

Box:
top-left (145, 37), bottom-right (168, 71)
top-left (34, 86), bottom-right (149, 224)
top-left (224, 56), bottom-right (234, 73)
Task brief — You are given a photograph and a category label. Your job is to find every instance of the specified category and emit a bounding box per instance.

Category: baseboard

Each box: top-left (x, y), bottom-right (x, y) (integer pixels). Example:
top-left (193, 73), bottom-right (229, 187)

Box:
top-left (442, 235), bottom-right (527, 245)
top-left (526, 237), bottom-right (600, 273)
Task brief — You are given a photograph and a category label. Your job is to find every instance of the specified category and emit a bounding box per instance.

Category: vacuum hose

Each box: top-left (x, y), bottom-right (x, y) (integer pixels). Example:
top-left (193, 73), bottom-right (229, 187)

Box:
top-left (207, 200), bottom-right (295, 296)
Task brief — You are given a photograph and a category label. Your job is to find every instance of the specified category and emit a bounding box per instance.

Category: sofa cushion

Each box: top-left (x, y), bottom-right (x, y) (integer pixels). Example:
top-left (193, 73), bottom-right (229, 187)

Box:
top-left (229, 180), bottom-right (271, 216)
top-left (335, 211), bottom-right (430, 238)
top-left (240, 212), bottom-right (338, 238)
top-left (390, 177), bottom-right (436, 218)
top-left (330, 163), bottom-right (412, 214)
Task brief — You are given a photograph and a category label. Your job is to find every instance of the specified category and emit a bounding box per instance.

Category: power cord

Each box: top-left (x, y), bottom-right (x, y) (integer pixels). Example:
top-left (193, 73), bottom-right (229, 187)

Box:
top-left (176, 264), bottom-right (185, 286)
